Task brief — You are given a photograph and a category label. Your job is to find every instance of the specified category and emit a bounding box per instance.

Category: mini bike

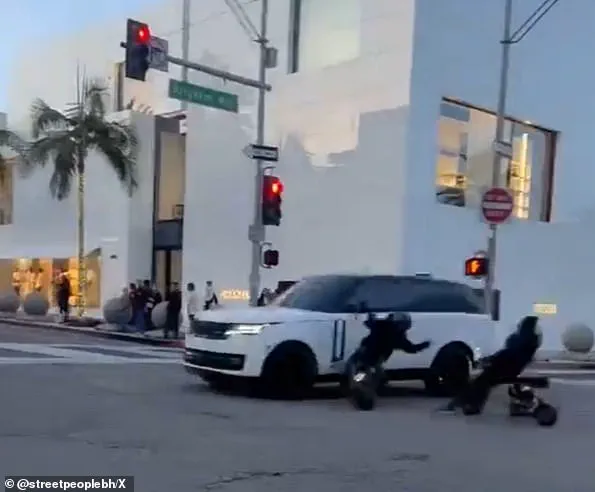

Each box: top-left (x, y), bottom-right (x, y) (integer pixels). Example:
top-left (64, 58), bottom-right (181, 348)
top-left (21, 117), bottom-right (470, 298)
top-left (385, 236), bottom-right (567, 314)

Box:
top-left (507, 383), bottom-right (558, 427)
top-left (344, 351), bottom-right (382, 411)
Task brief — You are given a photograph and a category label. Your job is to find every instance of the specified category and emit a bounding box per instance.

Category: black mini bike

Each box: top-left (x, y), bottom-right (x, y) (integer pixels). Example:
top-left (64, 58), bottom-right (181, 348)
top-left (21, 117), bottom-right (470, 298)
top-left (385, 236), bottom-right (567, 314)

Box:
top-left (344, 348), bottom-right (385, 411)
top-left (343, 312), bottom-right (421, 411)
top-left (507, 382), bottom-right (558, 427)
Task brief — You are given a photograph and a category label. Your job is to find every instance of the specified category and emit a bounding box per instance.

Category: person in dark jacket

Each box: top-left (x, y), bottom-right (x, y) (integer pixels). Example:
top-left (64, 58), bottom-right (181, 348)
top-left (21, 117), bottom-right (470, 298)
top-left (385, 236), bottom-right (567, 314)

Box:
top-left (360, 313), bottom-right (431, 365)
top-left (165, 282), bottom-right (182, 339)
top-left (130, 282), bottom-right (148, 334)
top-left (441, 315), bottom-right (542, 414)
top-left (56, 271), bottom-right (71, 322)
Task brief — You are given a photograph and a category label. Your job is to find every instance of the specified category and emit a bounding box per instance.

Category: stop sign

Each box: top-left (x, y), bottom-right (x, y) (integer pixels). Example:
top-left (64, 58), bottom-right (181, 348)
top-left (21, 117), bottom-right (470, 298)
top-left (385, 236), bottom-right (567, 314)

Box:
top-left (481, 187), bottom-right (514, 225)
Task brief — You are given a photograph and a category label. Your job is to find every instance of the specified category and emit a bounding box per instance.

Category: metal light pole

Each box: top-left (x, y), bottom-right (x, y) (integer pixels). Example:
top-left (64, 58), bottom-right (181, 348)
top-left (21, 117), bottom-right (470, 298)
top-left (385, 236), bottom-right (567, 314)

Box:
top-left (483, 0), bottom-right (560, 319)
top-left (181, 0), bottom-right (191, 111)
top-left (248, 0), bottom-right (269, 306)
top-left (484, 0), bottom-right (512, 319)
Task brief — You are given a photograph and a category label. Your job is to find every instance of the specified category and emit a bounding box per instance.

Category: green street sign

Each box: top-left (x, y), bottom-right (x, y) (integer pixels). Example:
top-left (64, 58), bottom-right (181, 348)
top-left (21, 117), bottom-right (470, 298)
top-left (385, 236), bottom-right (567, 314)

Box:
top-left (168, 79), bottom-right (238, 113)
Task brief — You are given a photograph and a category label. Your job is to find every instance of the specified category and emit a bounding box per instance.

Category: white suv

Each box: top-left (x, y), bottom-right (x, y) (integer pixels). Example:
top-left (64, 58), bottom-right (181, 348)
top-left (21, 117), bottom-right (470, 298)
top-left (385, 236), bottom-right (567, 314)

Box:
top-left (184, 275), bottom-right (497, 397)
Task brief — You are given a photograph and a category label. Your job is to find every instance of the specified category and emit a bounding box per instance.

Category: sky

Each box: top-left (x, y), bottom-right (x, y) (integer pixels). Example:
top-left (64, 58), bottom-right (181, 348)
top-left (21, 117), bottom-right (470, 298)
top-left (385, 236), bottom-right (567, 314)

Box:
top-left (0, 0), bottom-right (163, 112)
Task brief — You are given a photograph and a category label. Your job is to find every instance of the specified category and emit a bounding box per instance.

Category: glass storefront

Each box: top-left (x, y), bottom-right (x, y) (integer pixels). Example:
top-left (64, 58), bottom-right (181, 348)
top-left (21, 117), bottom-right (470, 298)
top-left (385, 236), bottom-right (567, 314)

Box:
top-left (0, 250), bottom-right (101, 308)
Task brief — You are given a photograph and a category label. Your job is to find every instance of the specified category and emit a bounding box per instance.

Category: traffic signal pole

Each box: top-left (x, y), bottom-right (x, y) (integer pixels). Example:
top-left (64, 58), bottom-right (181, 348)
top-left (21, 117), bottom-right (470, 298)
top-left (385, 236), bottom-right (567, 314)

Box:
top-left (248, 0), bottom-right (269, 307)
top-left (121, 0), bottom-right (271, 306)
top-left (484, 0), bottom-right (512, 320)
top-left (484, 0), bottom-right (560, 319)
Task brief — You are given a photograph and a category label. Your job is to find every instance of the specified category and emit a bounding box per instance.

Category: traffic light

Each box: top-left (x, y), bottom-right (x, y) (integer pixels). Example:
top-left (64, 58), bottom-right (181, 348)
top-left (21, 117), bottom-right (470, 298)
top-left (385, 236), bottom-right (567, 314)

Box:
top-left (464, 256), bottom-right (488, 278)
top-left (263, 249), bottom-right (279, 267)
top-left (261, 175), bottom-right (283, 226)
top-left (125, 19), bottom-right (151, 81)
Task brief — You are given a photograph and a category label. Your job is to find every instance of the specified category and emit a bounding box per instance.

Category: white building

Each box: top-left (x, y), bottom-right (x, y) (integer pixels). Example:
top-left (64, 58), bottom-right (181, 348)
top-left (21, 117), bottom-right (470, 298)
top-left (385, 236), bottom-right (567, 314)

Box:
top-left (3, 0), bottom-right (595, 349)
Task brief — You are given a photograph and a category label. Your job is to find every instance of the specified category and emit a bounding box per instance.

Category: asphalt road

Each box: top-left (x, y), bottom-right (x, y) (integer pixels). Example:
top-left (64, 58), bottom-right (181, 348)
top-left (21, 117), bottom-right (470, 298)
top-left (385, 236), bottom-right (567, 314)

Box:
top-left (1, 324), bottom-right (594, 491)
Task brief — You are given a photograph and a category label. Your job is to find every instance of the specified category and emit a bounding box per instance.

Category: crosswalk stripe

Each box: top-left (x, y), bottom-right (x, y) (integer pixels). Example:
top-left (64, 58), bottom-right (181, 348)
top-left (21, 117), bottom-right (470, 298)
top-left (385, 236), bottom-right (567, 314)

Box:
top-left (0, 343), bottom-right (181, 365)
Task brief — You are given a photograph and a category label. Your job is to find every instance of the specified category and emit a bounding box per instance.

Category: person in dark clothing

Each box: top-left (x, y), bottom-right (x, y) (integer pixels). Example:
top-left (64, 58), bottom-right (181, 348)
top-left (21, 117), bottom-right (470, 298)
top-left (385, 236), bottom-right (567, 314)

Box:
top-left (165, 282), bottom-right (182, 339)
top-left (56, 272), bottom-right (71, 322)
top-left (442, 315), bottom-right (542, 414)
top-left (360, 312), bottom-right (431, 366)
top-left (130, 282), bottom-right (148, 334)
top-left (141, 280), bottom-right (155, 331)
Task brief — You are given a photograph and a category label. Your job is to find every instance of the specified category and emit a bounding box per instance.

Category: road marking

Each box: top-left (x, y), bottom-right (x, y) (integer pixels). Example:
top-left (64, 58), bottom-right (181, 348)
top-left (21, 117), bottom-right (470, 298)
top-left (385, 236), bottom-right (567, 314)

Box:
top-left (550, 378), bottom-right (595, 387)
top-left (0, 343), bottom-right (181, 365)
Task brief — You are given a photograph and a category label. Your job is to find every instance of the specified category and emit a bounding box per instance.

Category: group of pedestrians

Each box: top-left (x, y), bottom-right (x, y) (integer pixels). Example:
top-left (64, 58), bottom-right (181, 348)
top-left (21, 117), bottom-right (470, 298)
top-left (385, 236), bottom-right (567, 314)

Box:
top-left (126, 280), bottom-right (220, 339)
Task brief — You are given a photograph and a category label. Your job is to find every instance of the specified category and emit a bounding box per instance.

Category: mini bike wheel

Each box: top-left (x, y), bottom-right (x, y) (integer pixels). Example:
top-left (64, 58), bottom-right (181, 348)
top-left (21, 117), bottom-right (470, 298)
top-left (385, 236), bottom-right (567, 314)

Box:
top-left (534, 403), bottom-right (558, 427)
top-left (348, 372), bottom-right (377, 411)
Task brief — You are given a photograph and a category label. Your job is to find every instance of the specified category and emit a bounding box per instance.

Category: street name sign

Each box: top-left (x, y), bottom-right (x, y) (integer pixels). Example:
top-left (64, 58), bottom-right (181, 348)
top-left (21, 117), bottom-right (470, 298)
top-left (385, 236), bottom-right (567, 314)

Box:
top-left (168, 79), bottom-right (238, 113)
top-left (243, 144), bottom-right (279, 162)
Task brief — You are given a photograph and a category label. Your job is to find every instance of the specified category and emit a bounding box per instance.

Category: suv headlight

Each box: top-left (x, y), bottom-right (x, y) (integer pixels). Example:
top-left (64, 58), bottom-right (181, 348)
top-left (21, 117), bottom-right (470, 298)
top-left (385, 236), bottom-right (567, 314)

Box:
top-left (225, 324), bottom-right (267, 335)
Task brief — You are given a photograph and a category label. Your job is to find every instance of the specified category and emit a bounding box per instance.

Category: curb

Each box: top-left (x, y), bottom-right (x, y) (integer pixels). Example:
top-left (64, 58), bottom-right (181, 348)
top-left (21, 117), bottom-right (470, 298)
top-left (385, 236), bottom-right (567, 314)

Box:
top-left (0, 317), bottom-right (184, 348)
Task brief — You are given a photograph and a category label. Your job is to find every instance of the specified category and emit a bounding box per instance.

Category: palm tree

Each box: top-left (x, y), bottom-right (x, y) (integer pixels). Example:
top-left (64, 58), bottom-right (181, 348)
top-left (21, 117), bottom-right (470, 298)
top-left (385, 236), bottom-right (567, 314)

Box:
top-left (0, 129), bottom-right (28, 177)
top-left (27, 77), bottom-right (138, 316)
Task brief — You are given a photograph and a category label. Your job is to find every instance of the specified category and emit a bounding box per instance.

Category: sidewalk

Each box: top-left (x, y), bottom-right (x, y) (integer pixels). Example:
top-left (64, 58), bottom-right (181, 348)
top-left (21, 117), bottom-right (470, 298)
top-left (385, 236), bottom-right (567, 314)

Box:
top-left (0, 312), bottom-right (184, 348)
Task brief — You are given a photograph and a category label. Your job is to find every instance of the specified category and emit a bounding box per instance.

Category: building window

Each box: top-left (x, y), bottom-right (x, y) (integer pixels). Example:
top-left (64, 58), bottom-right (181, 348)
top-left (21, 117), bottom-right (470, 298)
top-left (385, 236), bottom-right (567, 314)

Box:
top-left (288, 0), bottom-right (360, 73)
top-left (0, 162), bottom-right (14, 225)
top-left (435, 98), bottom-right (557, 222)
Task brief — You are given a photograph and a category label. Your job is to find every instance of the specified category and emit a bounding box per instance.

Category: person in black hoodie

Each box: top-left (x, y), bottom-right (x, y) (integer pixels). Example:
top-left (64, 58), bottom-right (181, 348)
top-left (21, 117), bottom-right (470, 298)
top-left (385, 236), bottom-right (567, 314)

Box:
top-left (165, 282), bottom-right (182, 339)
top-left (441, 315), bottom-right (542, 414)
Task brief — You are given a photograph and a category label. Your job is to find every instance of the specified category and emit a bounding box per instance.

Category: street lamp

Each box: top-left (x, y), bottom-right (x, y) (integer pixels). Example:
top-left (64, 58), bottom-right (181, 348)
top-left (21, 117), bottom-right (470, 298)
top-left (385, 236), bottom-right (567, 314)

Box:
top-left (484, 0), bottom-right (561, 319)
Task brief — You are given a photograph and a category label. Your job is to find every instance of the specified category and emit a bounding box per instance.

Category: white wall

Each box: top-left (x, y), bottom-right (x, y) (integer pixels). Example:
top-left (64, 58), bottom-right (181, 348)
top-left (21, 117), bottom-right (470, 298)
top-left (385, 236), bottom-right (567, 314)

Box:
top-left (183, 0), bottom-right (416, 299)
top-left (402, 0), bottom-right (595, 347)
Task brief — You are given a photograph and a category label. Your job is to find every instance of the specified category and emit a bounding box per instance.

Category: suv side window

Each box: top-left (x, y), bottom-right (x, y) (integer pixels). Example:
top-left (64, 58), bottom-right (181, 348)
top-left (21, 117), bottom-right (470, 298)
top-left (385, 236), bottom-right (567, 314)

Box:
top-left (350, 278), bottom-right (485, 314)
top-left (399, 284), bottom-right (485, 314)
top-left (350, 278), bottom-right (417, 312)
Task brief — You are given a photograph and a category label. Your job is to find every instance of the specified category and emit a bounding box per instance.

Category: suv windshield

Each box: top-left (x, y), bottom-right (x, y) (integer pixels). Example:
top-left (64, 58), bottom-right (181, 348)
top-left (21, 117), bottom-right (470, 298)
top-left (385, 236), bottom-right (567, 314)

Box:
top-left (272, 275), bottom-right (361, 313)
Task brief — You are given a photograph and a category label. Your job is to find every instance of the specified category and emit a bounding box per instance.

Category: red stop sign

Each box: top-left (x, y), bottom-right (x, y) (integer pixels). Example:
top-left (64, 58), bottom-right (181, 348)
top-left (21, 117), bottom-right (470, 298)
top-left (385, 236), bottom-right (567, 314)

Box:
top-left (481, 187), bottom-right (513, 224)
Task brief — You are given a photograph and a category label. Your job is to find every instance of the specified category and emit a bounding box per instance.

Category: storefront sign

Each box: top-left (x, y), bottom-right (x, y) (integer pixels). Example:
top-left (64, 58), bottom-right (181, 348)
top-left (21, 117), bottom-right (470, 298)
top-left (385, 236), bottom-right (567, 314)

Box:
top-left (220, 289), bottom-right (249, 301)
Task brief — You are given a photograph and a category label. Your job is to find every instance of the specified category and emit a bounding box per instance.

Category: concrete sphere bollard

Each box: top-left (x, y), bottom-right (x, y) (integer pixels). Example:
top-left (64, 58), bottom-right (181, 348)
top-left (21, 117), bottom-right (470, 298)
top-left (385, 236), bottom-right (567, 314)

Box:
top-left (151, 301), bottom-right (168, 328)
top-left (151, 301), bottom-right (183, 329)
top-left (103, 296), bottom-right (132, 325)
top-left (23, 292), bottom-right (50, 316)
top-left (562, 323), bottom-right (594, 353)
top-left (0, 292), bottom-right (20, 313)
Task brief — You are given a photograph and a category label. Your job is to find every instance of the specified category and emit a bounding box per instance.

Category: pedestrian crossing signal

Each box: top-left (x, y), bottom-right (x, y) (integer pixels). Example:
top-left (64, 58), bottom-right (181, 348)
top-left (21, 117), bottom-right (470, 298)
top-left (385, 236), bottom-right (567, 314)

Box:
top-left (465, 257), bottom-right (487, 277)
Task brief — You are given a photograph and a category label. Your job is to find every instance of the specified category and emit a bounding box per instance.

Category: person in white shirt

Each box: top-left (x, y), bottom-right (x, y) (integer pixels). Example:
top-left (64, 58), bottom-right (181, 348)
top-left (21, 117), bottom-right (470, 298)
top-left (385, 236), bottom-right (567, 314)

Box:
top-left (203, 280), bottom-right (218, 310)
top-left (186, 282), bottom-right (199, 321)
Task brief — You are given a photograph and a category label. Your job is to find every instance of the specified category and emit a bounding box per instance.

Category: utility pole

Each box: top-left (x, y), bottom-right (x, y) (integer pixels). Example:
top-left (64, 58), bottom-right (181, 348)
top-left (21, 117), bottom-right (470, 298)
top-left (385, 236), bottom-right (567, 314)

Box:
top-left (484, 0), bottom-right (512, 319)
top-left (181, 0), bottom-right (191, 110)
top-left (484, 0), bottom-right (561, 319)
top-left (248, 0), bottom-right (269, 306)
top-left (122, 0), bottom-right (274, 307)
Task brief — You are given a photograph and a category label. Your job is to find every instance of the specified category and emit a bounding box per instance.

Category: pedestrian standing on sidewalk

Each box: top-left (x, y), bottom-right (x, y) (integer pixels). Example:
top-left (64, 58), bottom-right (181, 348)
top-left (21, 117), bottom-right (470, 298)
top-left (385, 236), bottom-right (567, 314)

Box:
top-left (130, 282), bottom-right (147, 334)
top-left (203, 280), bottom-right (219, 310)
top-left (165, 282), bottom-right (182, 339)
top-left (186, 282), bottom-right (199, 322)
top-left (142, 280), bottom-right (155, 331)
top-left (56, 271), bottom-right (71, 322)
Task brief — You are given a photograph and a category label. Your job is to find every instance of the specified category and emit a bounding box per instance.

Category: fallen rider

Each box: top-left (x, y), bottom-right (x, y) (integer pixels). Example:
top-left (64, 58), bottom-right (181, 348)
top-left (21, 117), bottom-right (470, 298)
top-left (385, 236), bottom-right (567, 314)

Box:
top-left (439, 315), bottom-right (542, 414)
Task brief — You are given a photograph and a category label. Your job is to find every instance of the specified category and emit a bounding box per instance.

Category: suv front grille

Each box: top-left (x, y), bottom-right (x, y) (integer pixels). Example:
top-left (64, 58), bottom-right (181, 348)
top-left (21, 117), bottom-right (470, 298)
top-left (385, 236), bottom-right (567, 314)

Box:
top-left (190, 320), bottom-right (233, 340)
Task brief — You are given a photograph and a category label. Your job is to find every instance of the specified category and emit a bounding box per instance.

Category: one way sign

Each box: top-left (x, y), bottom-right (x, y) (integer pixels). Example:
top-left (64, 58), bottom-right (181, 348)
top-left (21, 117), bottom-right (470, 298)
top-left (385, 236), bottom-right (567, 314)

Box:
top-left (243, 144), bottom-right (279, 162)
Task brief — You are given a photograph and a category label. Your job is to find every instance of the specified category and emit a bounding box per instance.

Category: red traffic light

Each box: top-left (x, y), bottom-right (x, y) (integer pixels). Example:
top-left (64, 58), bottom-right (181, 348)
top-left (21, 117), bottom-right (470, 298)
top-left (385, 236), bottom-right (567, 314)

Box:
top-left (264, 176), bottom-right (283, 196)
top-left (136, 25), bottom-right (151, 44)
top-left (464, 256), bottom-right (488, 277)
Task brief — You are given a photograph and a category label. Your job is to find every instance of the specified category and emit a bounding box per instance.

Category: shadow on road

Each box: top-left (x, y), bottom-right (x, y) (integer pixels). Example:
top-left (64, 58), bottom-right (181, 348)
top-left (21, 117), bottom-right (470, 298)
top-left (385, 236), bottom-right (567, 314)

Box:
top-left (180, 380), bottom-right (440, 403)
